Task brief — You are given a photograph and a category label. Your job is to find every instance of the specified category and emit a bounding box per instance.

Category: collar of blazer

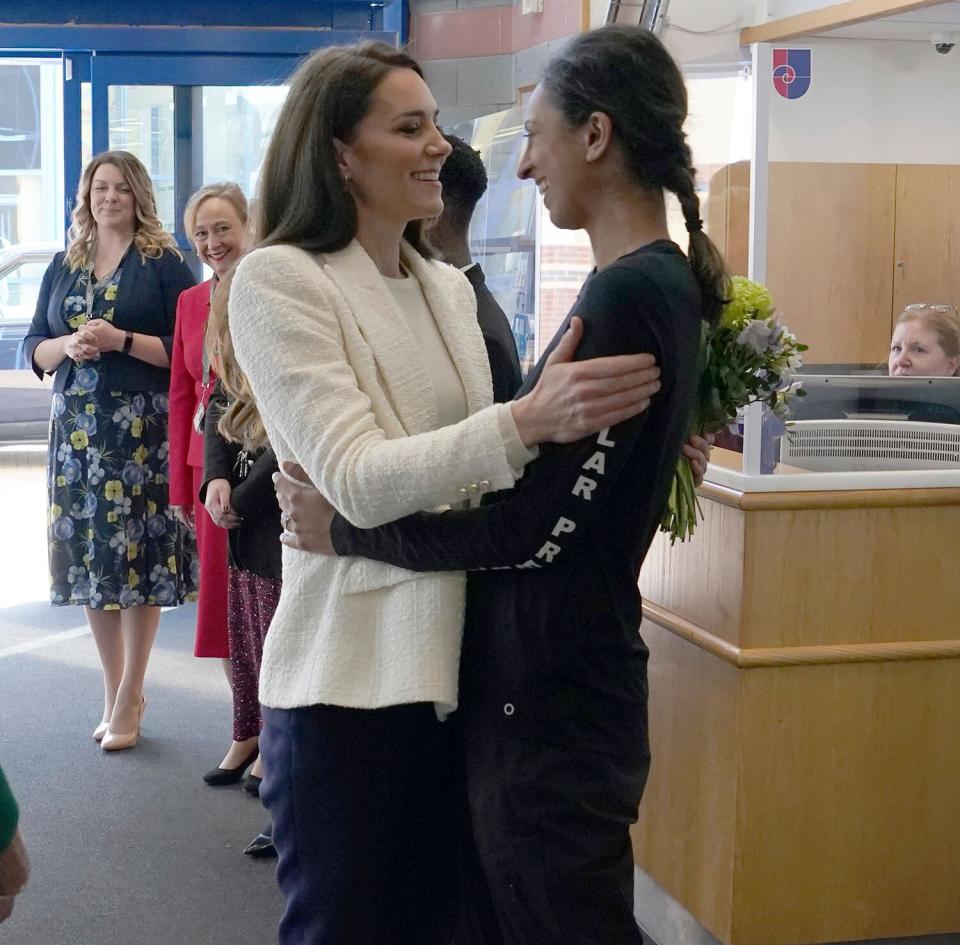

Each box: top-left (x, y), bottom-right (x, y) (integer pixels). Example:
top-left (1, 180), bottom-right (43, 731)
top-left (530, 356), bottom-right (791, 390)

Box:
top-left (319, 239), bottom-right (494, 436)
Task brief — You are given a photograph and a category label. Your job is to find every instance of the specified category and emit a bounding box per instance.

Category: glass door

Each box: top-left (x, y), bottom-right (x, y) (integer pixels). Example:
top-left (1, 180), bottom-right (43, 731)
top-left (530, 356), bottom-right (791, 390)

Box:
top-left (89, 53), bottom-right (299, 250)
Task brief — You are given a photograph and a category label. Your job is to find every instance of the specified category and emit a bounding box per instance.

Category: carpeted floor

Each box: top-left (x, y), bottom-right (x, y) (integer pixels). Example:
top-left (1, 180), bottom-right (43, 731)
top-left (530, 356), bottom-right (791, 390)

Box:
top-left (0, 448), bottom-right (282, 945)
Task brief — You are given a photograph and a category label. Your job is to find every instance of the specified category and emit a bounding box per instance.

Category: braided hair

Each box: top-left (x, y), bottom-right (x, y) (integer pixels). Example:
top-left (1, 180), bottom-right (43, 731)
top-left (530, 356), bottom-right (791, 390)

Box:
top-left (541, 25), bottom-right (729, 325)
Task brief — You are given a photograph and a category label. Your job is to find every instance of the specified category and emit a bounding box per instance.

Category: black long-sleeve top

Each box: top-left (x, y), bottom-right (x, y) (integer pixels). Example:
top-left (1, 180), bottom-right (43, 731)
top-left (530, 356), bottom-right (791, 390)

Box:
top-left (201, 383), bottom-right (282, 580)
top-left (332, 242), bottom-right (703, 754)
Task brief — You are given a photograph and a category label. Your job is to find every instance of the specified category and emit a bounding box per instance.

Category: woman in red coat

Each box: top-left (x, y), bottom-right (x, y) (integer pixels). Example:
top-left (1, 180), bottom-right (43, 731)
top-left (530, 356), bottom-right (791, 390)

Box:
top-left (168, 182), bottom-right (259, 782)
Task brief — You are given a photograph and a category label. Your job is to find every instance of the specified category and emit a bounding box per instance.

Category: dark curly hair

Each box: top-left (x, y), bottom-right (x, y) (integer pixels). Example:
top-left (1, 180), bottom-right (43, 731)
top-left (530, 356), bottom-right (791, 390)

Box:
top-left (438, 134), bottom-right (488, 227)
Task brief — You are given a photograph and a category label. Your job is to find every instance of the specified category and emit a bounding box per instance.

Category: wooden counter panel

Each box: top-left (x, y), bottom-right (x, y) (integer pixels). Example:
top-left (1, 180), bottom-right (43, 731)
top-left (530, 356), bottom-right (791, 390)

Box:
top-left (632, 619), bottom-right (740, 944)
top-left (740, 504), bottom-right (960, 648)
top-left (643, 600), bottom-right (960, 667)
top-left (733, 660), bottom-right (960, 945)
top-left (640, 498), bottom-right (745, 647)
top-left (701, 482), bottom-right (960, 511)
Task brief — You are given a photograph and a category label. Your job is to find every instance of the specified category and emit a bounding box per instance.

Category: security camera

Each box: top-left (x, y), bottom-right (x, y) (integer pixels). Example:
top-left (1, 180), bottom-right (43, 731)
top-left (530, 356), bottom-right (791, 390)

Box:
top-left (930, 31), bottom-right (956, 54)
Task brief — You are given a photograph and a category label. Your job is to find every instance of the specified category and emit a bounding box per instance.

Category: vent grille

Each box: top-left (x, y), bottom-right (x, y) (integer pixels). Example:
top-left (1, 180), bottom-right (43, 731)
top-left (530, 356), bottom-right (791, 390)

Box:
top-left (781, 421), bottom-right (960, 471)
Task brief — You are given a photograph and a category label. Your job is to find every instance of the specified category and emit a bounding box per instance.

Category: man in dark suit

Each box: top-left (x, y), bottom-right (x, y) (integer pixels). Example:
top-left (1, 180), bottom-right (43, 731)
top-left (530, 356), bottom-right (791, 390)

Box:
top-left (431, 135), bottom-right (523, 405)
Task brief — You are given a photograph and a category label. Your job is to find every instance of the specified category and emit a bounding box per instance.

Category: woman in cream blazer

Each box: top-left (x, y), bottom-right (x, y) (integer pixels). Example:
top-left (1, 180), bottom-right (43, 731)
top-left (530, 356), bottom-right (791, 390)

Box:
top-left (227, 43), bottom-right (660, 945)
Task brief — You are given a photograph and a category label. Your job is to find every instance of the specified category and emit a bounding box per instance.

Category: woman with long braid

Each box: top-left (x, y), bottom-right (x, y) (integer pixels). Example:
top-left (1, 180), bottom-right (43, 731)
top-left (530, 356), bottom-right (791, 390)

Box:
top-left (277, 25), bottom-right (728, 944)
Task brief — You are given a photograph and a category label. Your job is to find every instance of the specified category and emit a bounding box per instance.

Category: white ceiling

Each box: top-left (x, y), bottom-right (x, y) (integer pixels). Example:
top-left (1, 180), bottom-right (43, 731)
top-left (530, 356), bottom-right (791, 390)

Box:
top-left (823, 2), bottom-right (960, 41)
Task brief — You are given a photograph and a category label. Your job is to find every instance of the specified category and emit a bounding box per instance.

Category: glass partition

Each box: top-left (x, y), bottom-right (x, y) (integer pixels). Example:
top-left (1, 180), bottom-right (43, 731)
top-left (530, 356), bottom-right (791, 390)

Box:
top-left (450, 67), bottom-right (753, 378)
top-left (712, 38), bottom-right (960, 486)
top-left (449, 107), bottom-right (539, 373)
top-left (0, 58), bottom-right (64, 248)
top-left (108, 85), bottom-right (176, 231)
top-left (201, 85), bottom-right (288, 197)
top-left (0, 59), bottom-right (63, 441)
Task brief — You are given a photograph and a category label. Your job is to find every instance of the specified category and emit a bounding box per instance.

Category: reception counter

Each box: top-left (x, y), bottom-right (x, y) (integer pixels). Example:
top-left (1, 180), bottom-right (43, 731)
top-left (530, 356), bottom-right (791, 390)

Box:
top-left (632, 451), bottom-right (960, 945)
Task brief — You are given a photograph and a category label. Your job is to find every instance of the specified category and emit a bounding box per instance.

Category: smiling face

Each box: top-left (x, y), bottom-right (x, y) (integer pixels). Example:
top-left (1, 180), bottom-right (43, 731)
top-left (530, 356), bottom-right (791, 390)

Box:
top-left (336, 67), bottom-right (451, 231)
top-left (89, 162), bottom-right (137, 235)
top-left (191, 197), bottom-right (245, 276)
top-left (517, 84), bottom-right (591, 231)
top-left (889, 318), bottom-right (960, 376)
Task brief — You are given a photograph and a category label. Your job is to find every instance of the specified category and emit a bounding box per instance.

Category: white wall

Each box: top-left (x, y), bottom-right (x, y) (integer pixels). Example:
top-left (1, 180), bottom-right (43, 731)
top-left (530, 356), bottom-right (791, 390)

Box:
top-left (765, 0), bottom-right (832, 16)
top-left (588, 0), bottom-right (761, 62)
top-left (661, 0), bottom-right (758, 64)
top-left (769, 38), bottom-right (960, 163)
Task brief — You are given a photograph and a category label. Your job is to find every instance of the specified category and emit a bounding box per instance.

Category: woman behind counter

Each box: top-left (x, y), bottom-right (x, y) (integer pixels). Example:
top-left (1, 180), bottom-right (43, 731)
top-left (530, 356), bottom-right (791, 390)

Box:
top-left (168, 183), bottom-right (261, 785)
top-left (888, 303), bottom-right (960, 376)
top-left (23, 150), bottom-right (197, 752)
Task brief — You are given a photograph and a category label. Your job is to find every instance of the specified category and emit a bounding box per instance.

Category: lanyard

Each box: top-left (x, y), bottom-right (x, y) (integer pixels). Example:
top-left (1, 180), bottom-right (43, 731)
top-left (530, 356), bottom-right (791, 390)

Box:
top-left (202, 277), bottom-right (217, 389)
top-left (83, 242), bottom-right (129, 324)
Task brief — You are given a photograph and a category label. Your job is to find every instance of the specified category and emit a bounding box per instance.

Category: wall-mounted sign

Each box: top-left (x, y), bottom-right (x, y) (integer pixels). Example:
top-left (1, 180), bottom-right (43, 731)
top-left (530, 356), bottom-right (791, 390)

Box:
top-left (772, 49), bottom-right (811, 100)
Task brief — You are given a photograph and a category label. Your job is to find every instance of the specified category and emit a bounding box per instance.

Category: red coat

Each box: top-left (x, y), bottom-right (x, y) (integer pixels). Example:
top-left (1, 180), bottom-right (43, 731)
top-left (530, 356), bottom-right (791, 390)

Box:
top-left (169, 279), bottom-right (214, 505)
top-left (168, 279), bottom-right (230, 659)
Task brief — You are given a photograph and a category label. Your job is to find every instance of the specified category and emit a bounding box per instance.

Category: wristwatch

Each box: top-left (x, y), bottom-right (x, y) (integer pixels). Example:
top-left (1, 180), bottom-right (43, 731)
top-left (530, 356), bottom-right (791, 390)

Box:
top-left (122, 330), bottom-right (134, 355)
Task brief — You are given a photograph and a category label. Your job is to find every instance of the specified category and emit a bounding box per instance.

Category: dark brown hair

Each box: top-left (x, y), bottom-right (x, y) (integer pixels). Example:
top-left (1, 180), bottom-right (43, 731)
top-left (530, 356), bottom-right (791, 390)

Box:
top-left (218, 42), bottom-right (438, 447)
top-left (541, 25), bottom-right (729, 324)
top-left (254, 41), bottom-right (434, 257)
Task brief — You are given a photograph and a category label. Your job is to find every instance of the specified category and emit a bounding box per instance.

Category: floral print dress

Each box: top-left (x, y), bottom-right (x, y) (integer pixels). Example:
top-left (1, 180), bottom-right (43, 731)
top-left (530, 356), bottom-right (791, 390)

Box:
top-left (48, 262), bottom-right (198, 609)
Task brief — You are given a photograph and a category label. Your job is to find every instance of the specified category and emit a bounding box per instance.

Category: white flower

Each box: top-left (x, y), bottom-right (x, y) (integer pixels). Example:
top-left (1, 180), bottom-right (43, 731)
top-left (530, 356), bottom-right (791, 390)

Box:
top-left (737, 319), bottom-right (776, 355)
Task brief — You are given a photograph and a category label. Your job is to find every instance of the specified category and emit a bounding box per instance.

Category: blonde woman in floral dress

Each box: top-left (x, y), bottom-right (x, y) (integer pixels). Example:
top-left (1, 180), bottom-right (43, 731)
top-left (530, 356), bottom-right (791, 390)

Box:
top-left (23, 150), bottom-right (197, 751)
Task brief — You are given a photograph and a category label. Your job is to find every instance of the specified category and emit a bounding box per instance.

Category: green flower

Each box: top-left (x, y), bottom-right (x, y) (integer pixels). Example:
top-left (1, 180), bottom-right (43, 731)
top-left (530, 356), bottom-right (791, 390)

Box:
top-left (720, 277), bottom-right (775, 329)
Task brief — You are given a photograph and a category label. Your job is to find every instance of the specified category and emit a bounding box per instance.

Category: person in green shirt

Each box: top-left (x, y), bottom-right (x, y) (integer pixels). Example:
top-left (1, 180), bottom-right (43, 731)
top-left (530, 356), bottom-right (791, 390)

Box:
top-left (0, 765), bottom-right (29, 924)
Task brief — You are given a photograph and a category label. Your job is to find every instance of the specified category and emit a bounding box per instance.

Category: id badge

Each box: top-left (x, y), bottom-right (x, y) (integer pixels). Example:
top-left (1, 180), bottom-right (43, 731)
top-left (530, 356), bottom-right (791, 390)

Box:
top-left (192, 401), bottom-right (206, 433)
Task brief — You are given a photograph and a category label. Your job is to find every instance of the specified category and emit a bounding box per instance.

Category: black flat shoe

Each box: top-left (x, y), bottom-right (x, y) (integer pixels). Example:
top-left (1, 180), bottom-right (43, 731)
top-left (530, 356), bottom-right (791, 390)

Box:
top-left (202, 746), bottom-right (259, 786)
top-left (243, 831), bottom-right (277, 859)
top-left (242, 774), bottom-right (262, 796)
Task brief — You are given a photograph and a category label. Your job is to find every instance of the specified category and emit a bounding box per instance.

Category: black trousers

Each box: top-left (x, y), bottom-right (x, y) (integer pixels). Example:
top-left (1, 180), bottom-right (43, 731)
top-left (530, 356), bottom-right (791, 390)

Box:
top-left (260, 702), bottom-right (457, 945)
top-left (457, 724), bottom-right (650, 945)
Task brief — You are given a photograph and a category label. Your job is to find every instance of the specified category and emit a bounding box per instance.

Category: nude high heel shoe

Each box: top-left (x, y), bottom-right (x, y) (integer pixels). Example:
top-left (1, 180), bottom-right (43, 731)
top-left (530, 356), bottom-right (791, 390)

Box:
top-left (93, 720), bottom-right (110, 742)
top-left (101, 696), bottom-right (147, 752)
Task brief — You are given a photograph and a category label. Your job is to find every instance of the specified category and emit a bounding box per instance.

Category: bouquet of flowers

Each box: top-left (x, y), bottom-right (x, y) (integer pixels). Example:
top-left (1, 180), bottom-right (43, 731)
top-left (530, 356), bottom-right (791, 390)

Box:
top-left (660, 276), bottom-right (807, 544)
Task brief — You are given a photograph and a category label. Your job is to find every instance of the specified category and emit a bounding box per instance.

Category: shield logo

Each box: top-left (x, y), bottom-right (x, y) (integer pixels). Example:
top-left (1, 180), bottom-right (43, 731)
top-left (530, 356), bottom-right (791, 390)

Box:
top-left (772, 49), bottom-right (811, 100)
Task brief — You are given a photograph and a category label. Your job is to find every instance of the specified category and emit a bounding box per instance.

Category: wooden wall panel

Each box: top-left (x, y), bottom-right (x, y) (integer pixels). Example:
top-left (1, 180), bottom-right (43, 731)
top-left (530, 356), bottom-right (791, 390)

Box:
top-left (632, 619), bottom-right (740, 944)
top-left (733, 659), bottom-right (960, 945)
top-left (766, 162), bottom-right (896, 363)
top-left (725, 160), bottom-right (750, 278)
top-left (705, 164), bottom-right (730, 261)
top-left (705, 160), bottom-right (750, 278)
top-left (892, 164), bottom-right (960, 320)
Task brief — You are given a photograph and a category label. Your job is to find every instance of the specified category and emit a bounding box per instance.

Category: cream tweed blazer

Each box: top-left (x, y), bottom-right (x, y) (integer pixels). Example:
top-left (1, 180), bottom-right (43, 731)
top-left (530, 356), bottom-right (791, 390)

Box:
top-left (230, 240), bottom-right (523, 712)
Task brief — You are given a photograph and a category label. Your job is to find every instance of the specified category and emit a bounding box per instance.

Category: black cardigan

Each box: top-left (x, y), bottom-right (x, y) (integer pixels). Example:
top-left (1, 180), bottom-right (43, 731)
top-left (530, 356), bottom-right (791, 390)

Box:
top-left (22, 247), bottom-right (195, 392)
top-left (201, 384), bottom-right (282, 580)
